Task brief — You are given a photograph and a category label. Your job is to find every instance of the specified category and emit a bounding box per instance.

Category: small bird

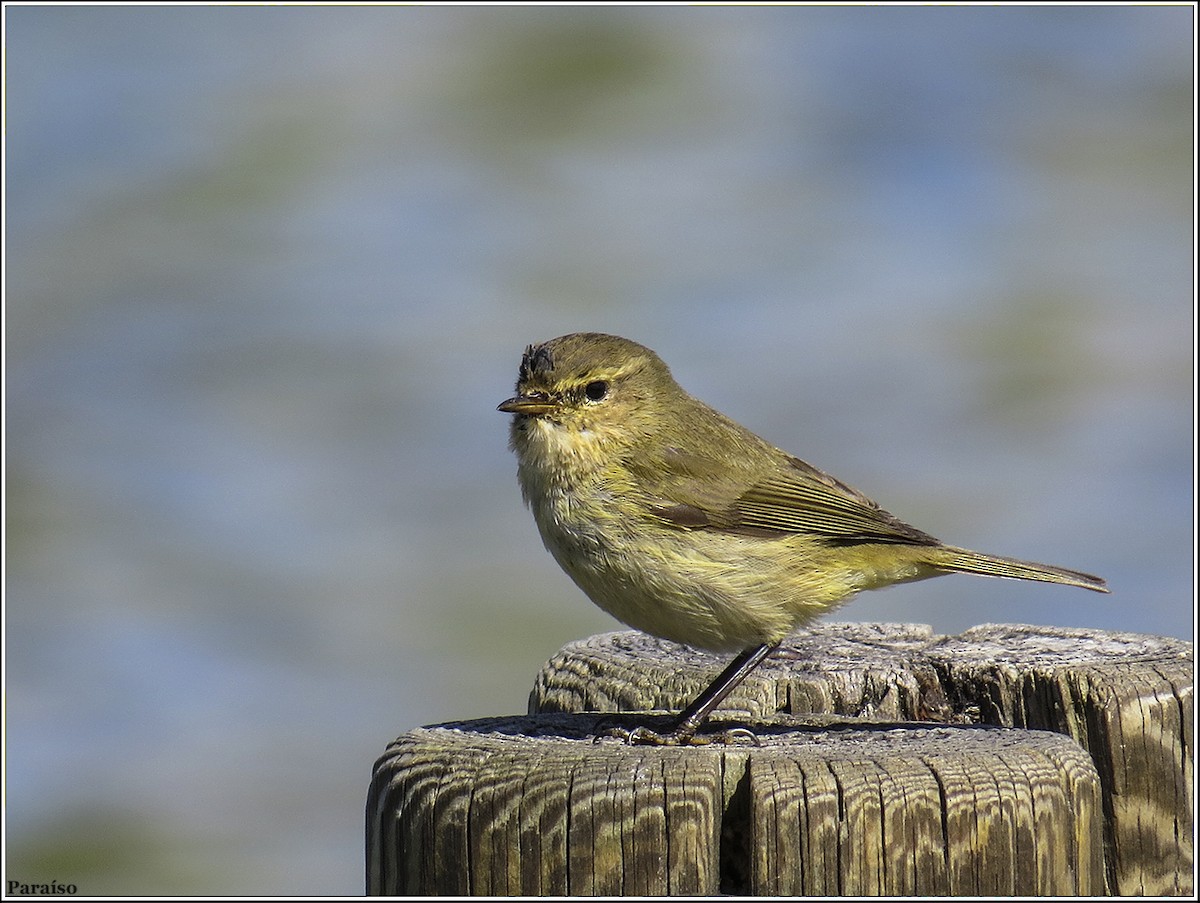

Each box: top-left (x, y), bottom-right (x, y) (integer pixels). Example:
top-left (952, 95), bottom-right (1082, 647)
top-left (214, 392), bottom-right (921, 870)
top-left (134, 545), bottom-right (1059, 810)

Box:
top-left (498, 333), bottom-right (1108, 744)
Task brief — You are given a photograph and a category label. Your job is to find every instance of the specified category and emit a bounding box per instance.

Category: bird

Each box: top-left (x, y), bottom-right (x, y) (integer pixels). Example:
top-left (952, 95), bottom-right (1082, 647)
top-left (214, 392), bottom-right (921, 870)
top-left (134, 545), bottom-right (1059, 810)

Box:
top-left (498, 332), bottom-right (1108, 743)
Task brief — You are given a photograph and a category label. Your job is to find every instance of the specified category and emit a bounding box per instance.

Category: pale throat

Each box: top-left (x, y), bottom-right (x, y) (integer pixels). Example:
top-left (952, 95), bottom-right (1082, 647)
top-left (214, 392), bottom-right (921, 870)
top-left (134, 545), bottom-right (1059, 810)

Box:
top-left (527, 414), bottom-right (625, 461)
top-left (516, 414), bottom-right (629, 502)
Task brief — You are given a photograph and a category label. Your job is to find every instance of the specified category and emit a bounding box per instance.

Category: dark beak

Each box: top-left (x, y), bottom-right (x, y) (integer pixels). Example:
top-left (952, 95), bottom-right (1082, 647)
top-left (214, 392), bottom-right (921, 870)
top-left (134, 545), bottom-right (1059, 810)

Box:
top-left (497, 392), bottom-right (557, 415)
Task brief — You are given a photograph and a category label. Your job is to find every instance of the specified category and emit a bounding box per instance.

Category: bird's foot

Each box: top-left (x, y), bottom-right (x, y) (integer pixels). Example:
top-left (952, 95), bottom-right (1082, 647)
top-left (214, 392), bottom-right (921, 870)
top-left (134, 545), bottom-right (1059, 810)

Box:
top-left (591, 716), bottom-right (760, 746)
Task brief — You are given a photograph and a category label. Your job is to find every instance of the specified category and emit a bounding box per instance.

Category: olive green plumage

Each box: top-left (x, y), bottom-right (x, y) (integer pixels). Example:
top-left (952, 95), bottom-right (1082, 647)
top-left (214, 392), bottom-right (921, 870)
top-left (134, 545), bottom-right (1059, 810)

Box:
top-left (500, 332), bottom-right (1107, 654)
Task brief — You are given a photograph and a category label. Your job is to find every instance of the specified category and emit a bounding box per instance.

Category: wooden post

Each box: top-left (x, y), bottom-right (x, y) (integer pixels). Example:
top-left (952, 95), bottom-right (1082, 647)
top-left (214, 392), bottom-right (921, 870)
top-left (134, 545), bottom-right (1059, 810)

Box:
top-left (367, 713), bottom-right (1103, 895)
top-left (368, 623), bottom-right (1192, 896)
top-left (529, 623), bottom-right (1194, 896)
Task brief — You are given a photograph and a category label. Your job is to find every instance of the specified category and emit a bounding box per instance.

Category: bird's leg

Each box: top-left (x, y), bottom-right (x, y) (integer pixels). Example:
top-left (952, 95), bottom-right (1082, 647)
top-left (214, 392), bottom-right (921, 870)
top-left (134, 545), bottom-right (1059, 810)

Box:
top-left (606, 641), bottom-right (781, 745)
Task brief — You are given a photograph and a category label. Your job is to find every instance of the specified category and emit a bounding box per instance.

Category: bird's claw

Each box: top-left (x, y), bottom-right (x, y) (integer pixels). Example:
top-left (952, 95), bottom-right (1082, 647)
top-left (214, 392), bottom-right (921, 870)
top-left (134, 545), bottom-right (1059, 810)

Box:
top-left (592, 720), bottom-right (761, 746)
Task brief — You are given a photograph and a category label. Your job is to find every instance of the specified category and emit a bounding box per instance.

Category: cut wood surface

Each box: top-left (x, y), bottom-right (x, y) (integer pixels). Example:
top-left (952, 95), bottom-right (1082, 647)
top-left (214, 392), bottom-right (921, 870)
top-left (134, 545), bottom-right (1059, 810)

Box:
top-left (529, 622), bottom-right (1194, 896)
top-left (367, 713), bottom-right (1104, 896)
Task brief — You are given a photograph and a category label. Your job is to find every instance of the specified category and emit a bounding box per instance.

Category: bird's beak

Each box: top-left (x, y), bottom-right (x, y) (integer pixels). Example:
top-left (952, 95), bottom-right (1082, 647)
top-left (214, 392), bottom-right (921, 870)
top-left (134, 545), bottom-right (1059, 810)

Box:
top-left (497, 392), bottom-right (558, 415)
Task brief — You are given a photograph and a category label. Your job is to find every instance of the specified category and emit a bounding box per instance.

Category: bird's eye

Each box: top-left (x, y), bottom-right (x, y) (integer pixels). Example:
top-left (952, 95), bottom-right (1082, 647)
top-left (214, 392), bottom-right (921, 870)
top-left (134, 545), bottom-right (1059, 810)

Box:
top-left (584, 380), bottom-right (609, 402)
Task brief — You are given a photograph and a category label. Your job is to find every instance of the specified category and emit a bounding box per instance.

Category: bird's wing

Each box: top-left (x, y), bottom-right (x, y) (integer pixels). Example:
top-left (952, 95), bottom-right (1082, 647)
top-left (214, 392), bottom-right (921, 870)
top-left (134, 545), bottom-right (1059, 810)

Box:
top-left (643, 450), bottom-right (940, 547)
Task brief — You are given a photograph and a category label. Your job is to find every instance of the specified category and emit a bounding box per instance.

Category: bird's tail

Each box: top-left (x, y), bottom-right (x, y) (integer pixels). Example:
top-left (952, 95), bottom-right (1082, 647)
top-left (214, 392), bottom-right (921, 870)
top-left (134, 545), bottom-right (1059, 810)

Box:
top-left (936, 547), bottom-right (1109, 593)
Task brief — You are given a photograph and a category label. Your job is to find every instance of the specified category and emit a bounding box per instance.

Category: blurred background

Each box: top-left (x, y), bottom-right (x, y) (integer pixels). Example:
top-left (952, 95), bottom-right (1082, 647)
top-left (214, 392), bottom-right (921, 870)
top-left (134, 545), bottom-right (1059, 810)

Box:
top-left (4, 4), bottom-right (1192, 894)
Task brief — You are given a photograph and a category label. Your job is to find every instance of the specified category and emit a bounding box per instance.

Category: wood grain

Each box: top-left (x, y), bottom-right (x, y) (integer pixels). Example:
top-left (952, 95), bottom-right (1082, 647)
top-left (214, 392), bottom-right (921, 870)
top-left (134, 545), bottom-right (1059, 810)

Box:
top-left (529, 622), bottom-right (1192, 895)
top-left (367, 713), bottom-right (1103, 895)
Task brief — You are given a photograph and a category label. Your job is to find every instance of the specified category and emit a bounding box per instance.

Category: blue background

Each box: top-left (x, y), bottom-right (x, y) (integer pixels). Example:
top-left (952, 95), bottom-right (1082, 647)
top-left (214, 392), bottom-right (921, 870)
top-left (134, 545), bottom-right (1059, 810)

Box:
top-left (5, 5), bottom-right (1193, 894)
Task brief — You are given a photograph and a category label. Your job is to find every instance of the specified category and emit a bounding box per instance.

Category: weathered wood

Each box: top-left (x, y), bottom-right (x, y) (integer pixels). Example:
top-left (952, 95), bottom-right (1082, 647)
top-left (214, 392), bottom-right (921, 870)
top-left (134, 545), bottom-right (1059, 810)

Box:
top-left (368, 714), bottom-right (722, 895)
top-left (531, 623), bottom-right (941, 723)
top-left (934, 624), bottom-right (1194, 897)
top-left (529, 623), bottom-right (1194, 896)
top-left (367, 713), bottom-right (1104, 895)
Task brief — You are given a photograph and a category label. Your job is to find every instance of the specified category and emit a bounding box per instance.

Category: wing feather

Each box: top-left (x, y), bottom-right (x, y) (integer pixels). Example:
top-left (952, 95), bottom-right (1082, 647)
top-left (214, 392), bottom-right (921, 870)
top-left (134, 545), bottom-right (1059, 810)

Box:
top-left (645, 451), bottom-right (939, 547)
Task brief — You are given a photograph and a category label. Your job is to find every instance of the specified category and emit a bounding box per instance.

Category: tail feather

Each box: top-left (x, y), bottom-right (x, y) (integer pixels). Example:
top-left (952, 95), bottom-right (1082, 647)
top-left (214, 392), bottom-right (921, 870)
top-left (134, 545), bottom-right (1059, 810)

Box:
top-left (938, 548), bottom-right (1109, 593)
